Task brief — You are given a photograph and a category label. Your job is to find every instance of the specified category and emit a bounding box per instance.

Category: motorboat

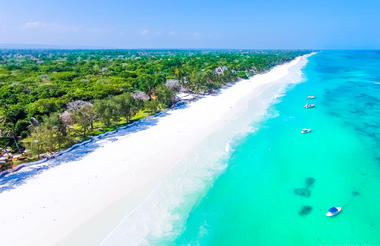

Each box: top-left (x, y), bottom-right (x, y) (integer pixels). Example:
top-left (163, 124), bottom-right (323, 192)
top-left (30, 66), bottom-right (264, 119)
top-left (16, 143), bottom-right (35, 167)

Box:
top-left (304, 103), bottom-right (315, 109)
top-left (326, 206), bottom-right (342, 217)
top-left (301, 128), bottom-right (312, 134)
top-left (306, 96), bottom-right (316, 99)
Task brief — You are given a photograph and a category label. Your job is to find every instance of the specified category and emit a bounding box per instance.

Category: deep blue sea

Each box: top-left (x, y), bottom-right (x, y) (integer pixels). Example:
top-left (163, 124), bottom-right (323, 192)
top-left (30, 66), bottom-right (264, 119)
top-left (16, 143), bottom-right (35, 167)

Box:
top-left (157, 51), bottom-right (380, 245)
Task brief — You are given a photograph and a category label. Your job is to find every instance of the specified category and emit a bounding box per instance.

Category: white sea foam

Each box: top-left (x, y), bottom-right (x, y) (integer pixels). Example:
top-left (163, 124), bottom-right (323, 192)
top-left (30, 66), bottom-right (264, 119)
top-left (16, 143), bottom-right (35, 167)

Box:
top-left (0, 53), bottom-right (314, 246)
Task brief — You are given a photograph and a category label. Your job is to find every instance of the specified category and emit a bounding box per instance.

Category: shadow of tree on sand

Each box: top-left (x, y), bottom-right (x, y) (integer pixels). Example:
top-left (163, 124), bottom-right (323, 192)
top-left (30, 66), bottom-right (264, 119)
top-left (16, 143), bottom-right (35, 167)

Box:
top-left (0, 102), bottom-right (189, 193)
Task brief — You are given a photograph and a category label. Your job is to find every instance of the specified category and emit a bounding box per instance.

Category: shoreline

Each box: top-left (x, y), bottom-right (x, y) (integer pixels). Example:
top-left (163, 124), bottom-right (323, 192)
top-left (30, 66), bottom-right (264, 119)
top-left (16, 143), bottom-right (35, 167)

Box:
top-left (0, 53), bottom-right (314, 246)
top-left (0, 63), bottom-right (287, 177)
top-left (0, 57), bottom-right (304, 179)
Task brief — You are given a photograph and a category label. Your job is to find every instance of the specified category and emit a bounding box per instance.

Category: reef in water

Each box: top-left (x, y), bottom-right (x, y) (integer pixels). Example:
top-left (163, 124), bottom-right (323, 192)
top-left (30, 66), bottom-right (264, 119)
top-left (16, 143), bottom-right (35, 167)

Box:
top-left (294, 177), bottom-right (315, 198)
top-left (299, 206), bottom-right (313, 216)
top-left (352, 191), bottom-right (360, 196)
top-left (294, 188), bottom-right (311, 197)
top-left (305, 177), bottom-right (315, 188)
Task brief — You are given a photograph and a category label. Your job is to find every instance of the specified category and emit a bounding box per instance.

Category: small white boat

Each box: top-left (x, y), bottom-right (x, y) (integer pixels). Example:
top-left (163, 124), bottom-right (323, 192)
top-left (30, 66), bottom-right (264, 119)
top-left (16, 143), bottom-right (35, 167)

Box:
top-left (326, 206), bottom-right (342, 217)
top-left (306, 96), bottom-right (316, 99)
top-left (304, 103), bottom-right (315, 109)
top-left (301, 128), bottom-right (312, 134)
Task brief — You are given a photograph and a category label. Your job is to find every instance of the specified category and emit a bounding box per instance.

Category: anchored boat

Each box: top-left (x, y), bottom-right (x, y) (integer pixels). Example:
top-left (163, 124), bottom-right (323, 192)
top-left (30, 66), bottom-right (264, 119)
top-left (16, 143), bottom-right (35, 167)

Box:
top-left (306, 96), bottom-right (316, 99)
top-left (326, 206), bottom-right (342, 217)
top-left (301, 128), bottom-right (312, 134)
top-left (304, 103), bottom-right (315, 109)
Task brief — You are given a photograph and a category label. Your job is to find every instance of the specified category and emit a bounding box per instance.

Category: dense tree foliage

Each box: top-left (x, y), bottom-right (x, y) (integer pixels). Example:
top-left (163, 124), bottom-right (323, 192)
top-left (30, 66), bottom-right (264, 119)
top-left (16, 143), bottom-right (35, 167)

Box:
top-left (0, 49), bottom-right (308, 167)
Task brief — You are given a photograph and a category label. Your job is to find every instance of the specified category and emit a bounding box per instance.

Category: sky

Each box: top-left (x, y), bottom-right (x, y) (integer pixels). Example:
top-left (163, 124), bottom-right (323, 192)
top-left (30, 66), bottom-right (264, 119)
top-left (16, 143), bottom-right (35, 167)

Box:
top-left (0, 0), bottom-right (379, 49)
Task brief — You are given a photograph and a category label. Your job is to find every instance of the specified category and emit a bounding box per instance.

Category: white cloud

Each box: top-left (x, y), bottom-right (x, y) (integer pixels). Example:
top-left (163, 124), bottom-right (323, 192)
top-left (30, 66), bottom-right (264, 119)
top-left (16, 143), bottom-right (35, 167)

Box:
top-left (192, 32), bottom-right (201, 38)
top-left (24, 21), bottom-right (43, 29)
top-left (140, 29), bottom-right (149, 36)
top-left (23, 21), bottom-right (81, 32)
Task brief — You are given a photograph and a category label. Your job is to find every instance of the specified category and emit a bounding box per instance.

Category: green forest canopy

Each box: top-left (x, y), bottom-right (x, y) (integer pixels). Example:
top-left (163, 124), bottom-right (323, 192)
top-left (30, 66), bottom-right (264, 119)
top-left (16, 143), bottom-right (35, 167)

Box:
top-left (0, 49), bottom-right (309, 160)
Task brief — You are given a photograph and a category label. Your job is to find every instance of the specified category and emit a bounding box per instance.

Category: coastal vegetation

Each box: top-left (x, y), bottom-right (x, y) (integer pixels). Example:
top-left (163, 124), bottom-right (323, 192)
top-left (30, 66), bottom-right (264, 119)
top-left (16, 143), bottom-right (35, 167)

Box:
top-left (0, 49), bottom-right (308, 170)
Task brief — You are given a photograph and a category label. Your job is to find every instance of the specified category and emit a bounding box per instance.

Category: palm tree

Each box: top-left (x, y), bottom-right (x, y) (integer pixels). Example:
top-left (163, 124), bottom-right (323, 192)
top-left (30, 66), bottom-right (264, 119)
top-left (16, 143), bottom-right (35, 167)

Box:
top-left (0, 116), bottom-right (20, 152)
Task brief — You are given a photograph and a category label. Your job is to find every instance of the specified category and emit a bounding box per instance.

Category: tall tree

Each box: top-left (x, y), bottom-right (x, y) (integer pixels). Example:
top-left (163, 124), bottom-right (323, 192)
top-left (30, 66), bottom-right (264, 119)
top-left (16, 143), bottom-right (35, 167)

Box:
top-left (112, 93), bottom-right (141, 123)
top-left (0, 110), bottom-right (21, 152)
top-left (72, 104), bottom-right (96, 136)
top-left (154, 85), bottom-right (175, 107)
top-left (93, 99), bottom-right (118, 127)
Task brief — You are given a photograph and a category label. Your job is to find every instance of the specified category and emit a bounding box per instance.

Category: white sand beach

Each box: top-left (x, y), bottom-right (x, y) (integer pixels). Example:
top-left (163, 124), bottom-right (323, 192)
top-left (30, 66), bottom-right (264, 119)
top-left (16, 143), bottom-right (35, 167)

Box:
top-left (0, 53), bottom-right (313, 246)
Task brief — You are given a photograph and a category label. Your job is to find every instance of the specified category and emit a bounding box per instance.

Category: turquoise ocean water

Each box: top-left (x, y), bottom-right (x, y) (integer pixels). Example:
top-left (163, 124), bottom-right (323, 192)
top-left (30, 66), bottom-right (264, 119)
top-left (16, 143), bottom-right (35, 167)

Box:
top-left (162, 51), bottom-right (380, 245)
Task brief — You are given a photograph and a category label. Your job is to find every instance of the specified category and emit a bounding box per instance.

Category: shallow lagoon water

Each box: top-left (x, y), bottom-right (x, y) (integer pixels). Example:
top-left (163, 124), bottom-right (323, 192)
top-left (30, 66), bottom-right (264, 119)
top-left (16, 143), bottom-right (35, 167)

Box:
top-left (168, 51), bottom-right (380, 245)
